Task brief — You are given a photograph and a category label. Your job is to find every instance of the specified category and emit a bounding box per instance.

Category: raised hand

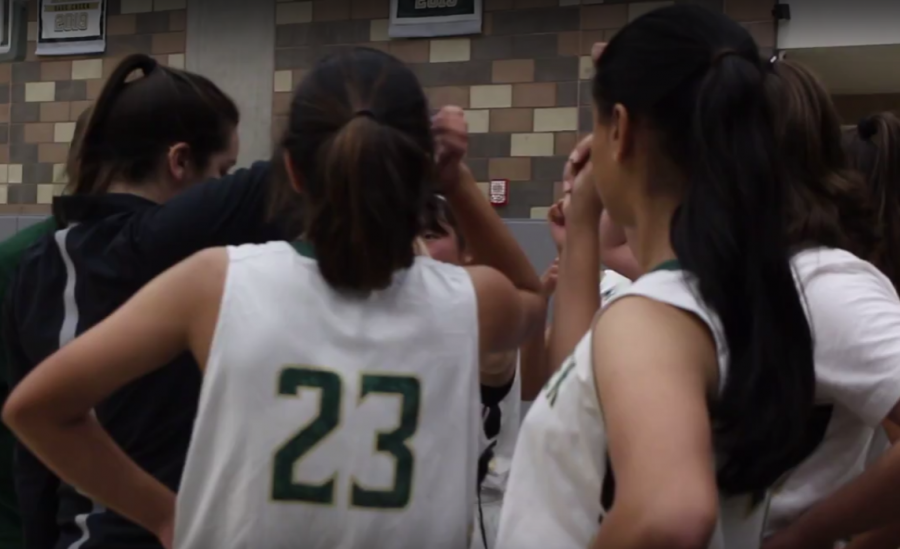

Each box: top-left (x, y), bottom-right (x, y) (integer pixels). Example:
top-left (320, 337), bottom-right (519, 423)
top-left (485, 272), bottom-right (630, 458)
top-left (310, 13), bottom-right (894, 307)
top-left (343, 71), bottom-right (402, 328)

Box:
top-left (432, 106), bottom-right (469, 192)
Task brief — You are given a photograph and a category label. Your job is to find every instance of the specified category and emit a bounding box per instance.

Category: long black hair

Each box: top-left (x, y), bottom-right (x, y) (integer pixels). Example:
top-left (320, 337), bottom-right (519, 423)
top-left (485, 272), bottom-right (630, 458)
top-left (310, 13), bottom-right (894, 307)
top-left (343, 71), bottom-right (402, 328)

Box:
top-left (593, 5), bottom-right (816, 495)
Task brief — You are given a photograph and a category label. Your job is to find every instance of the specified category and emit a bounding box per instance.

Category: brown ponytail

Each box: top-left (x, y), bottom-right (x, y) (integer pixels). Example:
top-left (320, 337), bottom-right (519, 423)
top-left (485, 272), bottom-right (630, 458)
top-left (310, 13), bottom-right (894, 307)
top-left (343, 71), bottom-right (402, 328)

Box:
top-left (843, 112), bottom-right (900, 291)
top-left (70, 53), bottom-right (238, 196)
top-left (279, 48), bottom-right (434, 294)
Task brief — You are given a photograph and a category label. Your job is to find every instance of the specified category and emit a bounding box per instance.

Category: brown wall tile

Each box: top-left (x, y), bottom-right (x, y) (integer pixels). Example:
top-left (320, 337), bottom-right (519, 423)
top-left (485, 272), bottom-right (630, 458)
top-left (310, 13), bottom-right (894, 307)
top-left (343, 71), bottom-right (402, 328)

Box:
top-left (351, 0), bottom-right (389, 19)
top-left (724, 0), bottom-right (772, 22)
top-left (71, 101), bottom-right (92, 119)
top-left (40, 61), bottom-right (72, 82)
top-left (512, 82), bottom-right (556, 107)
top-left (490, 108), bottom-right (534, 132)
top-left (581, 5), bottom-right (628, 30)
top-left (40, 102), bottom-right (69, 122)
top-left (108, 14), bottom-right (137, 35)
top-left (389, 41), bottom-right (430, 64)
top-left (485, 0), bottom-right (514, 11)
top-left (492, 59), bottom-right (534, 83)
top-left (38, 143), bottom-right (68, 163)
top-left (169, 10), bottom-right (187, 32)
top-left (557, 31), bottom-right (580, 57)
top-left (273, 92), bottom-right (292, 116)
top-left (491, 7), bottom-right (579, 35)
top-left (152, 32), bottom-right (186, 54)
top-left (425, 86), bottom-right (470, 109)
top-left (554, 132), bottom-right (577, 156)
top-left (489, 157), bottom-right (531, 181)
top-left (515, 0), bottom-right (556, 7)
top-left (24, 123), bottom-right (53, 144)
top-left (314, 0), bottom-right (351, 21)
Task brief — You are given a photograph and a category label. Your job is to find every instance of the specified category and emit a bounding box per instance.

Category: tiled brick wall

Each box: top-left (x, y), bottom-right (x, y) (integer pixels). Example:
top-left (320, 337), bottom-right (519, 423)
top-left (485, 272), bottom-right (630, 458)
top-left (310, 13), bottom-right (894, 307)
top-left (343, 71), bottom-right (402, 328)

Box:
top-left (272, 0), bottom-right (776, 218)
top-left (0, 0), bottom-right (186, 212)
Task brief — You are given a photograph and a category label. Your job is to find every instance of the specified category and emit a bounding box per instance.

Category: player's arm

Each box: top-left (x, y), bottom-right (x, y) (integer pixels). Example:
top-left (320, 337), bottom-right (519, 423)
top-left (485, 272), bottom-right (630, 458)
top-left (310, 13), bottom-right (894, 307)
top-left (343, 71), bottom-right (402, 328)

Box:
top-left (446, 168), bottom-right (545, 386)
top-left (591, 297), bottom-right (719, 549)
top-left (2, 248), bottom-right (228, 546)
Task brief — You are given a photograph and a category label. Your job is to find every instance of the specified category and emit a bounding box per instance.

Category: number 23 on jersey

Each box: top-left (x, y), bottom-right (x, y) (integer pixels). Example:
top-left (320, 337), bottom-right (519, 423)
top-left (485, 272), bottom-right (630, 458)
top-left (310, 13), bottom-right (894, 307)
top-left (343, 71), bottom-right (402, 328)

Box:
top-left (270, 366), bottom-right (421, 510)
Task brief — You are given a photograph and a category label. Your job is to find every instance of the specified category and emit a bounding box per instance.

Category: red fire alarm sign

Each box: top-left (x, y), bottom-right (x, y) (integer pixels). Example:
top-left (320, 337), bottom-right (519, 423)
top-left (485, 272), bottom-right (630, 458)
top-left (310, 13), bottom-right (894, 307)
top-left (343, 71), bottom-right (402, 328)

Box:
top-left (489, 179), bottom-right (509, 206)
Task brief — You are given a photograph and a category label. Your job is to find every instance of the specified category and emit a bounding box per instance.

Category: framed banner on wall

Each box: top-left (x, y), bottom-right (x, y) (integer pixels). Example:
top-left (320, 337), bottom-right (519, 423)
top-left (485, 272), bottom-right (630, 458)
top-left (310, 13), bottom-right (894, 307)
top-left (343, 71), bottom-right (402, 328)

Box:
top-left (389, 0), bottom-right (482, 38)
top-left (36, 0), bottom-right (106, 56)
top-left (0, 0), bottom-right (28, 61)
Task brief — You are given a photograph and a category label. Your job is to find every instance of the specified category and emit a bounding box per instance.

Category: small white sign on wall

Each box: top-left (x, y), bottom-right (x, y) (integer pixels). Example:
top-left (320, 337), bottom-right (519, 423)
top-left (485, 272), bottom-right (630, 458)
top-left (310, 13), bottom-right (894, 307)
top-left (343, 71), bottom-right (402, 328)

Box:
top-left (36, 0), bottom-right (106, 56)
top-left (389, 0), bottom-right (482, 39)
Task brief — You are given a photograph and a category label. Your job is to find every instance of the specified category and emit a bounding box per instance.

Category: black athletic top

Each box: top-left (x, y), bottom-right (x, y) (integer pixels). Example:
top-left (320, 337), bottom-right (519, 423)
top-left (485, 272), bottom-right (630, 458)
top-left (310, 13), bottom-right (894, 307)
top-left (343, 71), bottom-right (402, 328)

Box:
top-left (4, 162), bottom-right (286, 549)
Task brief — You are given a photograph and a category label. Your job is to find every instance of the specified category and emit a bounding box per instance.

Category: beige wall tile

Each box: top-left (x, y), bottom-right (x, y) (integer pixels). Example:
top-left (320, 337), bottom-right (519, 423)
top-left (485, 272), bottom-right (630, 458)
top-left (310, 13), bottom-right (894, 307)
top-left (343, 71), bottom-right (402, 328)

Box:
top-left (167, 54), bottom-right (185, 69)
top-left (579, 56), bottom-right (593, 80)
top-left (464, 110), bottom-right (489, 133)
top-left (628, 1), bottom-right (673, 22)
top-left (530, 206), bottom-right (550, 219)
top-left (53, 164), bottom-right (67, 183)
top-left (470, 85), bottom-right (512, 109)
top-left (37, 184), bottom-right (54, 204)
top-left (25, 82), bottom-right (55, 103)
top-left (430, 39), bottom-right (471, 63)
top-left (8, 164), bottom-right (22, 184)
top-left (370, 19), bottom-right (389, 41)
top-left (0, 165), bottom-right (8, 184)
top-left (120, 0), bottom-right (154, 14)
top-left (533, 107), bottom-right (578, 132)
top-left (154, 0), bottom-right (186, 10)
top-left (511, 133), bottom-right (554, 157)
top-left (277, 2), bottom-right (313, 24)
top-left (0, 185), bottom-right (7, 205)
top-left (274, 70), bottom-right (293, 93)
top-left (72, 59), bottom-right (103, 80)
top-left (54, 122), bottom-right (76, 143)
top-left (476, 181), bottom-right (489, 197)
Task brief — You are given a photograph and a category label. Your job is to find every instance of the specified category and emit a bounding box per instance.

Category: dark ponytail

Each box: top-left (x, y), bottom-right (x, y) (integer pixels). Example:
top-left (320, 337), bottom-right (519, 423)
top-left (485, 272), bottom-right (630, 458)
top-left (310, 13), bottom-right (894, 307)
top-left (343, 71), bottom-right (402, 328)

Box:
top-left (279, 48), bottom-right (434, 294)
top-left (594, 5), bottom-right (815, 495)
top-left (843, 112), bottom-right (900, 292)
top-left (71, 53), bottom-right (238, 196)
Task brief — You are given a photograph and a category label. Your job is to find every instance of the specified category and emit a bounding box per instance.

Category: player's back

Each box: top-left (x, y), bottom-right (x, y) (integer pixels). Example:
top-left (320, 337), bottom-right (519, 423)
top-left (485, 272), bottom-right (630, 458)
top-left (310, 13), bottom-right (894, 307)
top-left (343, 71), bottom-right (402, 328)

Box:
top-left (175, 241), bottom-right (482, 549)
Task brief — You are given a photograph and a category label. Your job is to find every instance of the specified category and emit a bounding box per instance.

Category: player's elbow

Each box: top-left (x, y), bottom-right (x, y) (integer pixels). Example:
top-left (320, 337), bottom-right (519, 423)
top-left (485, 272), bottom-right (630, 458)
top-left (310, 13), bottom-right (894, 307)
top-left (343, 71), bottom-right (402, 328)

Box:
top-left (621, 490), bottom-right (718, 549)
top-left (2, 388), bottom-right (40, 434)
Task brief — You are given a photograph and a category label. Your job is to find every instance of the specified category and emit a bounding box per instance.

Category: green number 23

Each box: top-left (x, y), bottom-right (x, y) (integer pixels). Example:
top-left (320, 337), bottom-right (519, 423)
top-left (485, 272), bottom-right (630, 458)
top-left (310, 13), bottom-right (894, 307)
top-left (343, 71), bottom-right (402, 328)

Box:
top-left (271, 367), bottom-right (421, 509)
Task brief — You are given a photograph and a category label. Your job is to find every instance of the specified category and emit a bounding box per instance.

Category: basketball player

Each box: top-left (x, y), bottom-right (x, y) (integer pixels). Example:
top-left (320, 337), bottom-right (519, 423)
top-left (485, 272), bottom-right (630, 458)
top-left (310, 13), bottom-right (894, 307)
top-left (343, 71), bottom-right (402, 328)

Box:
top-left (1, 54), bottom-right (289, 549)
top-left (3, 48), bottom-right (546, 549)
top-left (0, 106), bottom-right (92, 549)
top-left (419, 195), bottom-right (543, 549)
top-left (755, 76), bottom-right (900, 547)
top-left (498, 6), bottom-right (818, 549)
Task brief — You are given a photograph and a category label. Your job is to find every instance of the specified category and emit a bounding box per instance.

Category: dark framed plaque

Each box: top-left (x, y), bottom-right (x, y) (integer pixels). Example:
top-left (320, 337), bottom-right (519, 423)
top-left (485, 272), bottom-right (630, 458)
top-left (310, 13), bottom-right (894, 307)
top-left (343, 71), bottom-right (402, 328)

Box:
top-left (389, 0), bottom-right (482, 38)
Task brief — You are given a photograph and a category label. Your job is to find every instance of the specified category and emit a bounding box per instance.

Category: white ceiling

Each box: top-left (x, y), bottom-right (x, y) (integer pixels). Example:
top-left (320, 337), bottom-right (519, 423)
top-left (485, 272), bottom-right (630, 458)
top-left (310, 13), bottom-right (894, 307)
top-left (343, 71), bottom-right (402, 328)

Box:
top-left (784, 44), bottom-right (900, 95)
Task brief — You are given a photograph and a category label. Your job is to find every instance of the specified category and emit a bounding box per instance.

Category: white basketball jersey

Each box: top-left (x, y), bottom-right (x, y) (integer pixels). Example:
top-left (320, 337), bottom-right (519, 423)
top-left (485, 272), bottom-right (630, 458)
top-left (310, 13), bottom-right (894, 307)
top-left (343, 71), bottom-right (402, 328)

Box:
top-left (496, 265), bottom-right (770, 549)
top-left (174, 241), bottom-right (482, 549)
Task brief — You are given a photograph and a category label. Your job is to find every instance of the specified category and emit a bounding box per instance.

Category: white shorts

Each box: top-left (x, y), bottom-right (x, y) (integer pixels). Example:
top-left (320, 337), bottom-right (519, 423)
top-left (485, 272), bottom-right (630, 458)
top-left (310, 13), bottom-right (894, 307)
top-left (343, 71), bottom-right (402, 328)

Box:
top-left (469, 498), bottom-right (503, 549)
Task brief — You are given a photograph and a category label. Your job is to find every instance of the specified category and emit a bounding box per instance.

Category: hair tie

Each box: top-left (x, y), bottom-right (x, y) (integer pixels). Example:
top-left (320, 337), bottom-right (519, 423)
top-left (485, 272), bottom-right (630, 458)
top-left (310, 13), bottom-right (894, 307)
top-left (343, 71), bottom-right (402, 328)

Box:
top-left (140, 56), bottom-right (159, 76)
top-left (857, 117), bottom-right (878, 140)
top-left (711, 49), bottom-right (740, 66)
top-left (354, 109), bottom-right (377, 121)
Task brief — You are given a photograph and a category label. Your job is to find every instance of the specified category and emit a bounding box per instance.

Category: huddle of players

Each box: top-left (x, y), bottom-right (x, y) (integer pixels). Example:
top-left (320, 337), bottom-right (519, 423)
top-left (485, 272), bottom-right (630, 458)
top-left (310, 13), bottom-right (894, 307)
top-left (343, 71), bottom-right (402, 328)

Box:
top-left (0, 4), bottom-right (898, 549)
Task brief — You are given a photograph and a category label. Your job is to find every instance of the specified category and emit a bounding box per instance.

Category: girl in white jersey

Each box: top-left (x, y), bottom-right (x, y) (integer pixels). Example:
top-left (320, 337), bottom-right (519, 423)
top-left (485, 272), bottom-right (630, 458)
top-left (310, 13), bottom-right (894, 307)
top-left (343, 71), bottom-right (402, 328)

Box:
top-left (756, 69), bottom-right (900, 549)
top-left (2, 48), bottom-right (546, 549)
top-left (498, 6), bottom-right (820, 549)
